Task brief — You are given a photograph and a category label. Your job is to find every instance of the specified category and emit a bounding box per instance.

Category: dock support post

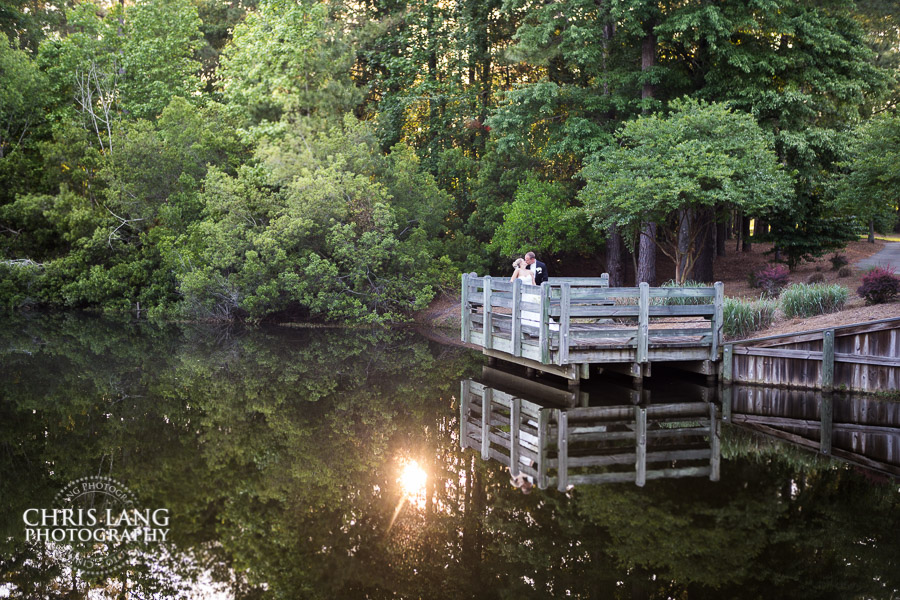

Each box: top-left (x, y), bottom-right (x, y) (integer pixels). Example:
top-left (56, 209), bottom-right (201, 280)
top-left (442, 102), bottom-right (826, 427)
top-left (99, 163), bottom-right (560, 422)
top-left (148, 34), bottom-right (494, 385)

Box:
top-left (511, 278), bottom-right (522, 357)
top-left (557, 410), bottom-right (568, 492)
top-left (483, 276), bottom-right (493, 350)
top-left (637, 282), bottom-right (649, 364)
top-left (821, 329), bottom-right (835, 392)
top-left (481, 387), bottom-right (492, 460)
top-left (721, 384), bottom-right (732, 423)
top-left (635, 406), bottom-right (647, 487)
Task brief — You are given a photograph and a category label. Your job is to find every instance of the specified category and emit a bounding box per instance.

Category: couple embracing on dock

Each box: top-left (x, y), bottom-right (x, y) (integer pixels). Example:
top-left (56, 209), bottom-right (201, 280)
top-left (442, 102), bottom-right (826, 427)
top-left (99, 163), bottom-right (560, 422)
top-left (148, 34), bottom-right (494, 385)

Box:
top-left (509, 251), bottom-right (547, 286)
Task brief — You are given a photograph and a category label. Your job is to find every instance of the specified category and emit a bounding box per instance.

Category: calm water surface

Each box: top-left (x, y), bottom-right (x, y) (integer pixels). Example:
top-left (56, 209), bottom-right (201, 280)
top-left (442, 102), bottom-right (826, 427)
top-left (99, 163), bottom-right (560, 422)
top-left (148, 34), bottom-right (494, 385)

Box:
top-left (1, 313), bottom-right (898, 599)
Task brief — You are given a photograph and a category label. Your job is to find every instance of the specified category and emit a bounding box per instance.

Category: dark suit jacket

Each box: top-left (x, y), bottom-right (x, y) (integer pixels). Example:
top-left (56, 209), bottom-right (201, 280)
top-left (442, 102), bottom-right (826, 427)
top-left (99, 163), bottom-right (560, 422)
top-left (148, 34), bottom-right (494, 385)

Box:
top-left (531, 260), bottom-right (548, 285)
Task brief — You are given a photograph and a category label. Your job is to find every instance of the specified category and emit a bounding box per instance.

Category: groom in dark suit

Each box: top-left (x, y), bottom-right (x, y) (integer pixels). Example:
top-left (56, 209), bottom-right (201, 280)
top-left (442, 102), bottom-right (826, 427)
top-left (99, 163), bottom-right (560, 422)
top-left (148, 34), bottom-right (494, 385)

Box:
top-left (524, 252), bottom-right (548, 285)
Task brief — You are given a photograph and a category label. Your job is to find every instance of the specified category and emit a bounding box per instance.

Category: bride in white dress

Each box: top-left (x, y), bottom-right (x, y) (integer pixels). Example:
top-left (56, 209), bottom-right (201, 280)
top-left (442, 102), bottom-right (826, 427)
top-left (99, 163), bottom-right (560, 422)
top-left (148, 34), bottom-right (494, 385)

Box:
top-left (509, 258), bottom-right (541, 327)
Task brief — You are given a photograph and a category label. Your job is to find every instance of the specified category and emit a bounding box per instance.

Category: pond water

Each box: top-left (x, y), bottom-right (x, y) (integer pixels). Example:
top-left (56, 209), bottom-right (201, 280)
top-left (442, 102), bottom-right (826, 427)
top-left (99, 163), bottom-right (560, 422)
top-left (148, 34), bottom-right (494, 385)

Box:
top-left (1, 313), bottom-right (898, 599)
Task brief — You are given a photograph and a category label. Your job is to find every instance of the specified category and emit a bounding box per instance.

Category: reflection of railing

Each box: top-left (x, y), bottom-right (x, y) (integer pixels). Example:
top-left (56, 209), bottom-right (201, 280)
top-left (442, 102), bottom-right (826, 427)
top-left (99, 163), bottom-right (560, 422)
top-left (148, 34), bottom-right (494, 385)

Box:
top-left (460, 377), bottom-right (721, 489)
top-left (461, 274), bottom-right (724, 380)
top-left (723, 385), bottom-right (900, 477)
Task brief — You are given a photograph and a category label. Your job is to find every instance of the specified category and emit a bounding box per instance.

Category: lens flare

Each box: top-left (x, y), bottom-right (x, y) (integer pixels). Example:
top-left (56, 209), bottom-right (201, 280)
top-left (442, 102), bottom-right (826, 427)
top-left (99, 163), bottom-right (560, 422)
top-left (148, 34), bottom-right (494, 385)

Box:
top-left (398, 460), bottom-right (427, 498)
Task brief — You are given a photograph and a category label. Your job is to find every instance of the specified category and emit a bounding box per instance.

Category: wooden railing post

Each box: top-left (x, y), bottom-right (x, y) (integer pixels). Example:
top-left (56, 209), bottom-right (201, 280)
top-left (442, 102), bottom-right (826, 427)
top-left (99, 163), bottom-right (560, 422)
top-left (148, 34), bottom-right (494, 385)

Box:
top-left (539, 282), bottom-right (550, 364)
top-left (483, 276), bottom-right (493, 350)
top-left (711, 282), bottom-right (724, 360)
top-left (558, 282), bottom-right (571, 366)
top-left (822, 329), bottom-right (835, 392)
top-left (460, 273), bottom-right (470, 343)
top-left (511, 278), bottom-right (522, 357)
top-left (637, 282), bottom-right (650, 363)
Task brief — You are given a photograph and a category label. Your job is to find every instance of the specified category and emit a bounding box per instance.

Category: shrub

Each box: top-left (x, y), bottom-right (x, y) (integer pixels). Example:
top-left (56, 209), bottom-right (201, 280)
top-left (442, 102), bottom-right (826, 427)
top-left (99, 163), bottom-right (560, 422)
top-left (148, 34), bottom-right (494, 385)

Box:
top-left (838, 266), bottom-right (853, 278)
top-left (857, 267), bottom-right (900, 305)
top-left (723, 297), bottom-right (777, 339)
top-left (750, 264), bottom-right (790, 298)
top-left (657, 279), bottom-right (711, 305)
top-left (806, 272), bottom-right (826, 284)
top-left (829, 253), bottom-right (848, 271)
top-left (779, 283), bottom-right (849, 318)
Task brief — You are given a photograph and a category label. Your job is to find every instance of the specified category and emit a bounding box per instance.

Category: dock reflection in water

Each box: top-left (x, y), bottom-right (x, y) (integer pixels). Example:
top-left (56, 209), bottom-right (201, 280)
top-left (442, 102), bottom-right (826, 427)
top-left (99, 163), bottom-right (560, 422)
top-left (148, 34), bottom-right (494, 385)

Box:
top-left (463, 365), bottom-right (900, 489)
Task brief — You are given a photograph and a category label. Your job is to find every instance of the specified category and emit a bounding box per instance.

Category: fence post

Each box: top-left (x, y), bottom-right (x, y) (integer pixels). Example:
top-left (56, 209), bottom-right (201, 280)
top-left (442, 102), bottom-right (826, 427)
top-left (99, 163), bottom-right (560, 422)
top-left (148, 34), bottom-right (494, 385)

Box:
top-left (822, 329), bottom-right (835, 392)
top-left (460, 273), bottom-right (470, 343)
top-left (723, 344), bottom-right (734, 383)
top-left (820, 393), bottom-right (833, 455)
top-left (637, 282), bottom-right (650, 363)
top-left (558, 282), bottom-right (571, 366)
top-left (711, 282), bottom-right (724, 360)
top-left (540, 282), bottom-right (550, 364)
top-left (483, 276), bottom-right (493, 350)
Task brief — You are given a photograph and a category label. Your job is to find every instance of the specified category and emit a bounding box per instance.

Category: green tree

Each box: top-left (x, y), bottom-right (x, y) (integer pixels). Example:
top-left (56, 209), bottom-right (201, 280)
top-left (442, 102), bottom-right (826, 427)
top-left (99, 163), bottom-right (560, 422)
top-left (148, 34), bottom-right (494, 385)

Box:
top-left (834, 114), bottom-right (900, 240)
top-left (580, 99), bottom-right (793, 283)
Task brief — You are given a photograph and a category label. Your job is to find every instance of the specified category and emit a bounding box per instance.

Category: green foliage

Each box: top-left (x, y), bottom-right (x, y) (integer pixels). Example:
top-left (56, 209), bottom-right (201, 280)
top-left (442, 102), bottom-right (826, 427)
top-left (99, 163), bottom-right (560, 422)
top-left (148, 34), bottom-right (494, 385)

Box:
top-left (723, 296), bottom-right (777, 339)
top-left (491, 174), bottom-right (602, 257)
top-left (779, 283), bottom-right (849, 319)
top-left (580, 98), bottom-right (794, 282)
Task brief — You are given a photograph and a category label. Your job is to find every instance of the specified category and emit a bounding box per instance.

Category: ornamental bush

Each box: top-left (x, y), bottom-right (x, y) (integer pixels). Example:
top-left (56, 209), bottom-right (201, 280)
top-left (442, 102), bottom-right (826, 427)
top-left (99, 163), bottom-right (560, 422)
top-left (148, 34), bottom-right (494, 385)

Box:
top-left (779, 283), bottom-right (849, 318)
top-left (723, 297), bottom-right (777, 339)
top-left (857, 267), bottom-right (900, 305)
top-left (750, 264), bottom-right (790, 298)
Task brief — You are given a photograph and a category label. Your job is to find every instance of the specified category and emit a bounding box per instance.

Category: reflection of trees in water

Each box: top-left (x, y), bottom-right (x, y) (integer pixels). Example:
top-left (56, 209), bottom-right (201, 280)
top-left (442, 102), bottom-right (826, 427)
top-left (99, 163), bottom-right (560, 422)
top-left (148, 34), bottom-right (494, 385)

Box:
top-left (0, 313), bottom-right (898, 598)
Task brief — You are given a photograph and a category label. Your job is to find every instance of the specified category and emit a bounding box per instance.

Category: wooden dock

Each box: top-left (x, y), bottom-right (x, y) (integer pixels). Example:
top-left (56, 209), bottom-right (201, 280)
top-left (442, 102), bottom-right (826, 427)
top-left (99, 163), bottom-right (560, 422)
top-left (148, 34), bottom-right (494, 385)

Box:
top-left (723, 317), bottom-right (900, 392)
top-left (460, 371), bottom-right (721, 489)
top-left (461, 274), bottom-right (725, 382)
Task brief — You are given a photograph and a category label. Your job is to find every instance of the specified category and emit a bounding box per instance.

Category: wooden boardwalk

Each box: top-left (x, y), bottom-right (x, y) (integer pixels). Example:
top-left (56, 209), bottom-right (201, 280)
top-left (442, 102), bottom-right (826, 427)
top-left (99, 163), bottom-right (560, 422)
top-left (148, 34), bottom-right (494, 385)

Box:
top-left (460, 373), bottom-right (721, 489)
top-left (461, 274), bottom-right (725, 381)
top-left (723, 317), bottom-right (900, 392)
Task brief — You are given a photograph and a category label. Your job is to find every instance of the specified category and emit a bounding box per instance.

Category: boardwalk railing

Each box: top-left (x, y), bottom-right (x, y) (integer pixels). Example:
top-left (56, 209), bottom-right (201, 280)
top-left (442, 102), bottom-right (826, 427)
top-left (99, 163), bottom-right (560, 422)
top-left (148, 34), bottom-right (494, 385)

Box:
top-left (460, 379), bottom-right (720, 489)
top-left (461, 273), bottom-right (724, 369)
top-left (723, 317), bottom-right (900, 392)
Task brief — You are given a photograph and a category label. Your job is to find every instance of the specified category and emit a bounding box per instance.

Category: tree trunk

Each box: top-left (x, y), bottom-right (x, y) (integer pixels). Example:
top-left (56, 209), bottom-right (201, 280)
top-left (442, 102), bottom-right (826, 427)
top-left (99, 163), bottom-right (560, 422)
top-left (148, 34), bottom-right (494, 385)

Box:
top-left (716, 206), bottom-right (727, 257)
top-left (606, 225), bottom-right (626, 286)
top-left (869, 218), bottom-right (876, 243)
top-left (638, 222), bottom-right (657, 285)
top-left (677, 209), bottom-right (691, 282)
top-left (694, 208), bottom-right (716, 283)
top-left (741, 214), bottom-right (752, 252)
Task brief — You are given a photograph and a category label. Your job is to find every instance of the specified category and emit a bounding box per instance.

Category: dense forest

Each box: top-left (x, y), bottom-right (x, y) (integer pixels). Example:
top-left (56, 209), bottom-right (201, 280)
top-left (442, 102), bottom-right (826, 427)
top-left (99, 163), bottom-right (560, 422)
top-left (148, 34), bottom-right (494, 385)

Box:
top-left (0, 0), bottom-right (898, 322)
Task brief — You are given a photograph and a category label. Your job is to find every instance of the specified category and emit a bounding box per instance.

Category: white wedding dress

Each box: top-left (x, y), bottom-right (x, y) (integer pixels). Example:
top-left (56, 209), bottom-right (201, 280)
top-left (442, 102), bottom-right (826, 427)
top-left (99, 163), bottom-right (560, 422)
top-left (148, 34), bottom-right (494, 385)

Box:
top-left (515, 270), bottom-right (553, 330)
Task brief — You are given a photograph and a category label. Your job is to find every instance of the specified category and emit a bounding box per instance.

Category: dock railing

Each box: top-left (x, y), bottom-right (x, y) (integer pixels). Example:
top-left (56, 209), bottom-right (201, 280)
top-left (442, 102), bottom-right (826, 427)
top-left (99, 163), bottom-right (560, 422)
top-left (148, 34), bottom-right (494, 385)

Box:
top-left (461, 273), bottom-right (724, 367)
